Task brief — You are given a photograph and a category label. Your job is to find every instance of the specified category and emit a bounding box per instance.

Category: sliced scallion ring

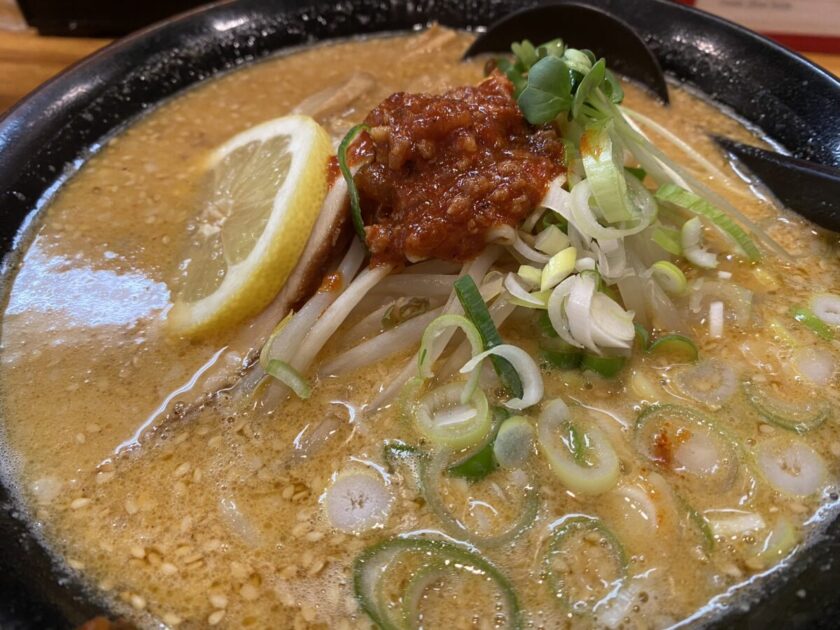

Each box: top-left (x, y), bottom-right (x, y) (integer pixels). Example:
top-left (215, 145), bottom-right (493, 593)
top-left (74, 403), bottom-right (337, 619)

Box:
top-left (537, 399), bottom-right (619, 495)
top-left (353, 537), bottom-right (521, 630)
top-left (544, 515), bottom-right (628, 614)
top-left (455, 275), bottom-right (523, 398)
top-left (742, 379), bottom-right (829, 434)
top-left (647, 334), bottom-right (698, 363)
top-left (810, 293), bottom-right (840, 327)
top-left (750, 517), bottom-right (799, 568)
top-left (419, 314), bottom-right (484, 401)
top-left (421, 449), bottom-right (539, 548)
top-left (540, 335), bottom-right (583, 370)
top-left (635, 405), bottom-right (739, 491)
top-left (681, 217), bottom-right (718, 269)
top-left (754, 436), bottom-right (826, 497)
top-left (673, 359), bottom-right (737, 410)
top-left (655, 183), bottom-right (760, 261)
top-left (791, 306), bottom-right (834, 341)
top-left (412, 383), bottom-right (491, 450)
top-left (580, 353), bottom-right (626, 378)
top-left (461, 345), bottom-right (544, 410)
top-left (651, 225), bottom-right (682, 256)
top-left (580, 123), bottom-right (634, 223)
top-left (493, 416), bottom-right (536, 469)
top-left (649, 260), bottom-right (687, 296)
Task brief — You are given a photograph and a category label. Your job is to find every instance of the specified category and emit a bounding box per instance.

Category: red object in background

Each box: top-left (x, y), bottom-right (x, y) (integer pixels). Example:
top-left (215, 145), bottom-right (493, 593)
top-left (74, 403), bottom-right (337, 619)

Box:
top-left (675, 0), bottom-right (840, 54)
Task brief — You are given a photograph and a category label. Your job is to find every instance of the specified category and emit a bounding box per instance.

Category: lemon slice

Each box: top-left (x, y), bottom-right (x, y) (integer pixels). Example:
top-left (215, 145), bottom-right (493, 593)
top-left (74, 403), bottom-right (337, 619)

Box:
top-left (169, 115), bottom-right (332, 336)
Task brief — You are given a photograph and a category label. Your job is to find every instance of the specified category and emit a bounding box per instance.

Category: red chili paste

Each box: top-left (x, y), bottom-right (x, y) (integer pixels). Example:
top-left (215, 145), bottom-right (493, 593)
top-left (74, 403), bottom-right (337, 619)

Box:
top-left (355, 74), bottom-right (565, 266)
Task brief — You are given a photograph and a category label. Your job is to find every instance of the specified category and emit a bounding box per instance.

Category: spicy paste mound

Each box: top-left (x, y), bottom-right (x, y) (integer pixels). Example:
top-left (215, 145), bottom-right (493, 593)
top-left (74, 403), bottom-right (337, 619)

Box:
top-left (355, 74), bottom-right (565, 265)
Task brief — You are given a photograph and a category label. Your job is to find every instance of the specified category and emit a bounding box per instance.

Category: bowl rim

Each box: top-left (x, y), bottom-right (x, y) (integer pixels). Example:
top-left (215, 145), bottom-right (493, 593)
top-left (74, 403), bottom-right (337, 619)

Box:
top-left (0, 1), bottom-right (839, 628)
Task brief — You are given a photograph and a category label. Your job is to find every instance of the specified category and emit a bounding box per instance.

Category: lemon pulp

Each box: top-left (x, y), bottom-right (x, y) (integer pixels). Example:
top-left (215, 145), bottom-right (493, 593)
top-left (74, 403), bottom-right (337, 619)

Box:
top-left (169, 115), bottom-right (332, 336)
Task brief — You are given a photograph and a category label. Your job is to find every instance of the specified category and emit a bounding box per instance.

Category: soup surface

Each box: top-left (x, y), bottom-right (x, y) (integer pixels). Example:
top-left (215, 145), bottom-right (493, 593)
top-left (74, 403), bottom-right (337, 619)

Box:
top-left (1, 27), bottom-right (839, 629)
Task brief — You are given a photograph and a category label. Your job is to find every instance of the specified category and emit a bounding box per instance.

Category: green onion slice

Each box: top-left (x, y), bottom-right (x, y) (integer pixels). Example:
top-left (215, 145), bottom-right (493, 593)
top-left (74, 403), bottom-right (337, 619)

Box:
top-left (353, 537), bottom-right (521, 630)
top-left (421, 449), bottom-right (539, 548)
top-left (790, 306), bottom-right (834, 341)
top-left (651, 225), bottom-right (682, 256)
top-left (580, 123), bottom-right (634, 223)
top-left (447, 440), bottom-right (497, 481)
top-left (544, 515), bottom-right (627, 614)
top-left (810, 293), bottom-right (840, 327)
top-left (460, 345), bottom-right (544, 410)
top-left (541, 337), bottom-right (584, 370)
top-left (655, 183), bottom-right (761, 261)
top-left (418, 314), bottom-right (484, 401)
top-left (537, 399), bottom-right (619, 495)
top-left (750, 517), bottom-right (799, 568)
top-left (742, 379), bottom-right (829, 434)
top-left (647, 333), bottom-right (698, 363)
top-left (493, 416), bottom-right (536, 469)
top-left (580, 353), bottom-right (626, 378)
top-left (635, 405), bottom-right (739, 491)
top-left (455, 275), bottom-right (524, 398)
top-left (649, 260), bottom-right (687, 296)
top-left (448, 406), bottom-right (508, 482)
top-left (634, 322), bottom-right (650, 351)
top-left (338, 123), bottom-right (369, 243)
top-left (681, 217), bottom-right (718, 269)
top-left (265, 359), bottom-right (311, 399)
top-left (411, 383), bottom-right (492, 450)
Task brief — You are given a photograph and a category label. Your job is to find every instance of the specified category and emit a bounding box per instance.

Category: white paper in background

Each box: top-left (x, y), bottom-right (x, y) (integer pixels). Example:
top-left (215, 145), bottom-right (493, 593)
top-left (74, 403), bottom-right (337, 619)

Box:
top-left (694, 0), bottom-right (840, 37)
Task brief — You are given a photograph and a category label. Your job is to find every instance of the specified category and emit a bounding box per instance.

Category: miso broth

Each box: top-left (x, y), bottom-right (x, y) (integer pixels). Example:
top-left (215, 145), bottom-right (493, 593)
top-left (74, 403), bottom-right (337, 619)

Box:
top-left (1, 27), bottom-right (839, 630)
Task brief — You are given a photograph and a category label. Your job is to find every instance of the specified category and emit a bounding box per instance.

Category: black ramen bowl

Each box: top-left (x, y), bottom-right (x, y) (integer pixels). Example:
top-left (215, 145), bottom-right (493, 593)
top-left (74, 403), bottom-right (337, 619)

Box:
top-left (0, 0), bottom-right (838, 628)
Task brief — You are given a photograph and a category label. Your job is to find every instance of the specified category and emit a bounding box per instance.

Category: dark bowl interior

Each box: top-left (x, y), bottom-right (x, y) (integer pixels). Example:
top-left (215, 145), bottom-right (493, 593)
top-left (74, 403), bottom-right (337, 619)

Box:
top-left (0, 0), bottom-right (839, 628)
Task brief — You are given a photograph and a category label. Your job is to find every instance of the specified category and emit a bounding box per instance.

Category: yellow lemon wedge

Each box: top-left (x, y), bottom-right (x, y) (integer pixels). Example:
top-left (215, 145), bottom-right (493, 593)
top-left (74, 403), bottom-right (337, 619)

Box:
top-left (169, 115), bottom-right (332, 336)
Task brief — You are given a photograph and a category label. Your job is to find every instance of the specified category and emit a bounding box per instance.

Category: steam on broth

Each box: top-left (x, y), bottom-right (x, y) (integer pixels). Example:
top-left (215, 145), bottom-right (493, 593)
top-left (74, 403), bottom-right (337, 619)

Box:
top-left (1, 26), bottom-right (839, 629)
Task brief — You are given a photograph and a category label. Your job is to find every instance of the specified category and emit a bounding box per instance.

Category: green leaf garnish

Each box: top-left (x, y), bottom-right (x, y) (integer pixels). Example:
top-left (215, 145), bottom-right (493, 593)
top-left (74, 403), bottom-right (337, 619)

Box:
top-left (337, 123), bottom-right (369, 244)
top-left (517, 56), bottom-right (573, 125)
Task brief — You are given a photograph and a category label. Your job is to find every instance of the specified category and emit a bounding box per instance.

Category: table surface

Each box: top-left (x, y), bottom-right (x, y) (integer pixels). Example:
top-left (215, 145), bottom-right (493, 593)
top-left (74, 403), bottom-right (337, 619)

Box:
top-left (0, 30), bottom-right (839, 115)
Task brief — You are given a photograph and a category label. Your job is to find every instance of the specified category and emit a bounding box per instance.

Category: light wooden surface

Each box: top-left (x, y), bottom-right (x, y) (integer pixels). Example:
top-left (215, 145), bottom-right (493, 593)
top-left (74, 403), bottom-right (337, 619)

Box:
top-left (0, 30), bottom-right (838, 115)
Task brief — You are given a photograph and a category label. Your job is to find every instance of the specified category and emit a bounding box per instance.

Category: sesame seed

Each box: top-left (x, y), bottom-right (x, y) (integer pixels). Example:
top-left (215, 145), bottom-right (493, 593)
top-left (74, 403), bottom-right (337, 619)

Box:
top-left (125, 498), bottom-right (139, 515)
top-left (71, 498), bottom-right (91, 510)
top-left (173, 463), bottom-right (191, 478)
top-left (129, 546), bottom-right (146, 559)
top-left (161, 563), bottom-right (178, 576)
top-left (291, 522), bottom-right (309, 538)
top-left (307, 558), bottom-right (326, 576)
top-left (86, 423), bottom-right (101, 433)
top-left (230, 561), bottom-right (249, 580)
top-left (130, 594), bottom-right (147, 610)
top-left (240, 583), bottom-right (260, 601)
top-left (207, 610), bottom-right (225, 626)
top-left (281, 486), bottom-right (295, 500)
top-left (68, 559), bottom-right (85, 570)
top-left (300, 604), bottom-right (316, 623)
top-left (96, 472), bottom-right (114, 485)
top-left (305, 531), bottom-right (324, 542)
top-left (209, 593), bottom-right (228, 609)
top-left (75, 433), bottom-right (86, 444)
top-left (162, 613), bottom-right (182, 626)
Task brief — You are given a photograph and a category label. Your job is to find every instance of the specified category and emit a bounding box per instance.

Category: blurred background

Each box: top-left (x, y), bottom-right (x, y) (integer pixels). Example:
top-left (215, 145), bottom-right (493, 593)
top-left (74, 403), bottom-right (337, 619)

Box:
top-left (0, 0), bottom-right (837, 113)
top-left (1, 0), bottom-right (838, 51)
